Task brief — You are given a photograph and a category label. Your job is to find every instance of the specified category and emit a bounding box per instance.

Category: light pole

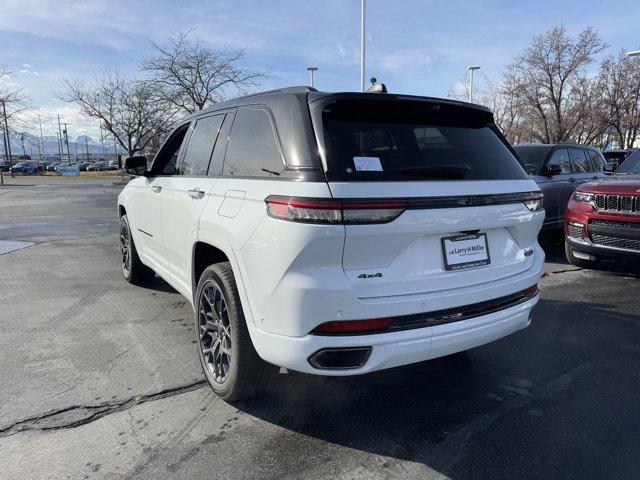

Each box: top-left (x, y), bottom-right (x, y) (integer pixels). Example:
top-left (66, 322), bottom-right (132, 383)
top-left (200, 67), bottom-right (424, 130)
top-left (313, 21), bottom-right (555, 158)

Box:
top-left (360, 0), bottom-right (366, 92)
top-left (62, 122), bottom-right (71, 164)
top-left (1, 99), bottom-right (12, 166)
top-left (468, 65), bottom-right (481, 103)
top-left (57, 115), bottom-right (63, 160)
top-left (306, 67), bottom-right (318, 88)
top-left (38, 115), bottom-right (44, 161)
top-left (99, 121), bottom-right (106, 159)
top-left (626, 50), bottom-right (640, 57)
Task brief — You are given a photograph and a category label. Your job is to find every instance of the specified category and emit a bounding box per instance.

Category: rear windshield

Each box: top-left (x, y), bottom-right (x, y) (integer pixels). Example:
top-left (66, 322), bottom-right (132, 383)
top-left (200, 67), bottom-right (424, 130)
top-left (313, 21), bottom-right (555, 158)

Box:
top-left (615, 150), bottom-right (640, 174)
top-left (317, 99), bottom-right (528, 182)
top-left (513, 146), bottom-right (550, 175)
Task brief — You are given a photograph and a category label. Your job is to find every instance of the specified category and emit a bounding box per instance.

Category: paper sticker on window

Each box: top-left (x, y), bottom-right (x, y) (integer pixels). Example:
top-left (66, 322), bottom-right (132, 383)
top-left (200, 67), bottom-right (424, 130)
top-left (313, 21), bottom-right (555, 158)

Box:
top-left (353, 156), bottom-right (383, 172)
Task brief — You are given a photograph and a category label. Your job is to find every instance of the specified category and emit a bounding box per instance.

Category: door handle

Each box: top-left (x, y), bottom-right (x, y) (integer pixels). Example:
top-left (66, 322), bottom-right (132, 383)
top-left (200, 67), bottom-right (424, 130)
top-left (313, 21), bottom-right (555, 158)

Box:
top-left (188, 188), bottom-right (205, 199)
top-left (152, 185), bottom-right (162, 193)
top-left (568, 178), bottom-right (576, 183)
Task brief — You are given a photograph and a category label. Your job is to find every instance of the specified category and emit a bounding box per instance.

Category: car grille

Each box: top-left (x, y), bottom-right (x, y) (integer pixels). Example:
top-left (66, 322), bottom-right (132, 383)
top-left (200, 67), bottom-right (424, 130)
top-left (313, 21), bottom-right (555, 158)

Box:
top-left (567, 223), bottom-right (585, 240)
top-left (593, 194), bottom-right (640, 213)
top-left (588, 219), bottom-right (640, 251)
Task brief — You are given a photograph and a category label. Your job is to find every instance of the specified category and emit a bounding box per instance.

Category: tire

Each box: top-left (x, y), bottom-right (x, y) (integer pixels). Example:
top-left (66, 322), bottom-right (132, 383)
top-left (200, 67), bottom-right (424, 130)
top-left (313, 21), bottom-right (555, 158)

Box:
top-left (119, 214), bottom-right (155, 285)
top-left (195, 262), bottom-right (264, 401)
top-left (565, 241), bottom-right (596, 269)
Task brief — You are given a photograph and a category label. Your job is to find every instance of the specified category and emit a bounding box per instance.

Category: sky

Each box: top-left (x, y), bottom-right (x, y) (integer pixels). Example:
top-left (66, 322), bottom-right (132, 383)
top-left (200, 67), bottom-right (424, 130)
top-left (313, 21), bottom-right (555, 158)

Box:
top-left (1, 0), bottom-right (640, 140)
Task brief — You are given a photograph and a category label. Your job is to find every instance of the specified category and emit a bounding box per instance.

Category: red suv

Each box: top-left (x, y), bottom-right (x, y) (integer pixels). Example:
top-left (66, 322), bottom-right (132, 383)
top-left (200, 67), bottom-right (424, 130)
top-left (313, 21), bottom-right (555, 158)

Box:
top-left (565, 150), bottom-right (640, 268)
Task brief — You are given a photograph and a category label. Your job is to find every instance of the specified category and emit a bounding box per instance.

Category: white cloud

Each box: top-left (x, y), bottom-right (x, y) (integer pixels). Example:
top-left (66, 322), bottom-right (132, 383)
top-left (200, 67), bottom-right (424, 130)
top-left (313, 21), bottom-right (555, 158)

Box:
top-left (451, 80), bottom-right (468, 98)
top-left (372, 49), bottom-right (432, 74)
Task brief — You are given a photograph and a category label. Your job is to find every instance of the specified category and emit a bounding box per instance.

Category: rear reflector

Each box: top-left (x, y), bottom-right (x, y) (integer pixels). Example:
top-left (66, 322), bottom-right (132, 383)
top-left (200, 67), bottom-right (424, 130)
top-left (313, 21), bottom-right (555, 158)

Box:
top-left (265, 196), bottom-right (406, 224)
top-left (311, 317), bottom-right (392, 334)
top-left (308, 347), bottom-right (372, 370)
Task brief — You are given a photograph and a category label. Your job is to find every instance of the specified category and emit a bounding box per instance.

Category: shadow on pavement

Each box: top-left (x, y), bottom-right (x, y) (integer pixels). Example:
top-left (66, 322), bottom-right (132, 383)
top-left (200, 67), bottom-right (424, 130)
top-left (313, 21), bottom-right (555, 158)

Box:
top-left (229, 297), bottom-right (640, 479)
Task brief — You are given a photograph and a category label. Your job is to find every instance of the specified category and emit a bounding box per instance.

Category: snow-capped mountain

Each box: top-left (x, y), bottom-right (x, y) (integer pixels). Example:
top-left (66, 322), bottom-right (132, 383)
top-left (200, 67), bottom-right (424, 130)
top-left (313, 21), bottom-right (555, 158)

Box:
top-left (3, 132), bottom-right (112, 156)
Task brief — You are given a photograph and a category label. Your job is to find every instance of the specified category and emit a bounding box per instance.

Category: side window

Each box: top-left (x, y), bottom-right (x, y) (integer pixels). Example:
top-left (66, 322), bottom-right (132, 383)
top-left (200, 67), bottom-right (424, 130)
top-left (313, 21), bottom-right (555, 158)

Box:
top-left (222, 108), bottom-right (284, 177)
top-left (180, 115), bottom-right (224, 176)
top-left (546, 148), bottom-right (572, 174)
top-left (153, 123), bottom-right (190, 175)
top-left (569, 148), bottom-right (589, 173)
top-left (208, 113), bottom-right (234, 177)
top-left (588, 150), bottom-right (605, 172)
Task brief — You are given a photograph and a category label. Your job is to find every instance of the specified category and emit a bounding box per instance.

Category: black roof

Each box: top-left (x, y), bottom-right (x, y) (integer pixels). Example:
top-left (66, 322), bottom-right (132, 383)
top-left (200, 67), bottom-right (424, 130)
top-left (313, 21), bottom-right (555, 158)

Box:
top-left (182, 85), bottom-right (493, 122)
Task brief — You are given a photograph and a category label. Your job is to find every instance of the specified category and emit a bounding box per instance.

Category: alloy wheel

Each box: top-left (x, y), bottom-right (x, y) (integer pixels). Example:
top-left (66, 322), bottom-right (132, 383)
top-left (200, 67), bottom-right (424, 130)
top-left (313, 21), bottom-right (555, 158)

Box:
top-left (120, 222), bottom-right (130, 277)
top-left (198, 281), bottom-right (232, 384)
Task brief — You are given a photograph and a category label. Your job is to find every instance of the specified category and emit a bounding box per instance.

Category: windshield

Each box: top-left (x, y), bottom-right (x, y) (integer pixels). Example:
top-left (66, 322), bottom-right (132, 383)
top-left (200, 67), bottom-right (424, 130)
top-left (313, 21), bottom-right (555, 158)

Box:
top-left (512, 146), bottom-right (550, 175)
top-left (318, 99), bottom-right (528, 182)
top-left (615, 150), bottom-right (640, 174)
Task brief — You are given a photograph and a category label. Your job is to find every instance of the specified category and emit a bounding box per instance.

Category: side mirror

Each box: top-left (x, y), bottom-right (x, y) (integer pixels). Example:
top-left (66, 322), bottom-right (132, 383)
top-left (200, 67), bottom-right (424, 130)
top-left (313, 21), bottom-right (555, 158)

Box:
top-left (603, 162), bottom-right (616, 174)
top-left (545, 164), bottom-right (562, 176)
top-left (124, 156), bottom-right (148, 176)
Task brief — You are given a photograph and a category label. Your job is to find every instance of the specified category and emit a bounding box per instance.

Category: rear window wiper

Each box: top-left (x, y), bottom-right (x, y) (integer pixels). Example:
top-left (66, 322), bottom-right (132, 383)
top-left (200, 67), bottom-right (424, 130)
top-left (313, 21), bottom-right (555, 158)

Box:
top-left (397, 165), bottom-right (470, 179)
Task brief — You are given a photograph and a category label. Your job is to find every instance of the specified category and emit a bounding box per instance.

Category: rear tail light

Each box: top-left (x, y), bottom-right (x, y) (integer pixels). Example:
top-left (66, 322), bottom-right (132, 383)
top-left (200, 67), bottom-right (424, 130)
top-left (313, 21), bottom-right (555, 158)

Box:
top-left (523, 192), bottom-right (544, 212)
top-left (265, 196), bottom-right (406, 224)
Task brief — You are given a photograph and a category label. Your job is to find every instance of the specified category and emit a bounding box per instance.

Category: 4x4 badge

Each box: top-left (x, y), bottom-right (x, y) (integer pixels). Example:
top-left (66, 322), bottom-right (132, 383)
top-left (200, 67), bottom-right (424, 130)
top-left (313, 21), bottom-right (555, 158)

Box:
top-left (358, 273), bottom-right (383, 279)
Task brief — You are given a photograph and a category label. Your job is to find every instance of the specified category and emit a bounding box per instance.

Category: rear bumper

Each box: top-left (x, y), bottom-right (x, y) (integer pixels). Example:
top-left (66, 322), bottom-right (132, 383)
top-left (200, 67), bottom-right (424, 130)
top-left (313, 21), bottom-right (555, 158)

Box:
top-left (248, 294), bottom-right (537, 375)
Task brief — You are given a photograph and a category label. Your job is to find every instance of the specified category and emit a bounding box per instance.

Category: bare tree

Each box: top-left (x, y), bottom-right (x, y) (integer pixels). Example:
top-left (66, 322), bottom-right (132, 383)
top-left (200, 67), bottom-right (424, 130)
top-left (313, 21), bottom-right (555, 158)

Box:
top-left (502, 25), bottom-right (608, 143)
top-left (0, 67), bottom-right (34, 134)
top-left (140, 30), bottom-right (266, 114)
top-left (598, 51), bottom-right (640, 149)
top-left (59, 70), bottom-right (177, 157)
top-left (448, 73), bottom-right (528, 144)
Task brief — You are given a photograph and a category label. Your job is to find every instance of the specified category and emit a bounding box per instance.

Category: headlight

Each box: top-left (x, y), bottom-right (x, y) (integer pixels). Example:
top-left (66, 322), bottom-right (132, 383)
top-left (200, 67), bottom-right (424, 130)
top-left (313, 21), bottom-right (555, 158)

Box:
top-left (572, 191), bottom-right (593, 203)
top-left (523, 193), bottom-right (543, 212)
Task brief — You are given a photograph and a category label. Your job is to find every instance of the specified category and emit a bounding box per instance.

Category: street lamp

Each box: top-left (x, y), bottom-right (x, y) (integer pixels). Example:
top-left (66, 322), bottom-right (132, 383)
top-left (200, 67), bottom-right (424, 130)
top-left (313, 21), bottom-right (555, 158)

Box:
top-left (306, 67), bottom-right (318, 88)
top-left (468, 66), bottom-right (481, 103)
top-left (626, 50), bottom-right (640, 57)
top-left (360, 0), bottom-right (366, 92)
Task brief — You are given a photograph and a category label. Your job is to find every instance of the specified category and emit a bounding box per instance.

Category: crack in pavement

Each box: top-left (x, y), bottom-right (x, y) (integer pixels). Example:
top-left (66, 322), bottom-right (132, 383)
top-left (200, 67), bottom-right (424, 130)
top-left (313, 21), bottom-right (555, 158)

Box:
top-left (0, 380), bottom-right (207, 439)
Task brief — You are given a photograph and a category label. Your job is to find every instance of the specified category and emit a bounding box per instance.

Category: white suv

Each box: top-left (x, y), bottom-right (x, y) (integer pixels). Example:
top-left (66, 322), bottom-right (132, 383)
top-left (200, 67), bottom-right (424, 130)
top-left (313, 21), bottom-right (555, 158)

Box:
top-left (118, 87), bottom-right (545, 400)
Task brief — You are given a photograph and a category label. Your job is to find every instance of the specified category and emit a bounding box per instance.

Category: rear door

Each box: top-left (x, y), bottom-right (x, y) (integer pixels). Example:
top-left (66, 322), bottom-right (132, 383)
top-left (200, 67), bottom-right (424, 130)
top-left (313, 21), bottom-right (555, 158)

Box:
top-left (569, 148), bottom-right (593, 185)
top-left (586, 149), bottom-right (606, 179)
top-left (542, 147), bottom-right (574, 228)
top-left (312, 97), bottom-right (542, 299)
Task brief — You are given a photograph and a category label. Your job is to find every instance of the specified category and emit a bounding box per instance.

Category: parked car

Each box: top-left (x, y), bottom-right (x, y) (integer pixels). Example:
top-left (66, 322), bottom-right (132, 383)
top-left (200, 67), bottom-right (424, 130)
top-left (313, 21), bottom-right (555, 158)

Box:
top-left (0, 160), bottom-right (10, 172)
top-left (118, 86), bottom-right (545, 401)
top-left (565, 149), bottom-right (640, 268)
top-left (602, 149), bottom-right (636, 172)
top-left (9, 161), bottom-right (37, 174)
top-left (76, 162), bottom-right (94, 171)
top-left (87, 161), bottom-right (107, 171)
top-left (513, 143), bottom-right (607, 231)
top-left (46, 162), bottom-right (61, 172)
top-left (107, 160), bottom-right (120, 170)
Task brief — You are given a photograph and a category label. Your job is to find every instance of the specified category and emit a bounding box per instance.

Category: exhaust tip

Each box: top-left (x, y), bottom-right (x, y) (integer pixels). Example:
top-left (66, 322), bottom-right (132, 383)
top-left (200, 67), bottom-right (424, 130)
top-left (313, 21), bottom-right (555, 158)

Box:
top-left (308, 347), bottom-right (371, 370)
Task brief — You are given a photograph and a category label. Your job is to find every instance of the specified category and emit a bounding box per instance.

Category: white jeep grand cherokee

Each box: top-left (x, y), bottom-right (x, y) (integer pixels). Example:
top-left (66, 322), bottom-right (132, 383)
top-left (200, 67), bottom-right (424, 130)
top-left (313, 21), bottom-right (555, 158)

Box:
top-left (118, 87), bottom-right (545, 400)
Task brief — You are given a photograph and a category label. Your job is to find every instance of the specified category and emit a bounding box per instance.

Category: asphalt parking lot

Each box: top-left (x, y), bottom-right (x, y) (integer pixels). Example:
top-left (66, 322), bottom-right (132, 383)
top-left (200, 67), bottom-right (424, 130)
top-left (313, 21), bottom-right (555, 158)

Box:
top-left (1, 176), bottom-right (639, 480)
